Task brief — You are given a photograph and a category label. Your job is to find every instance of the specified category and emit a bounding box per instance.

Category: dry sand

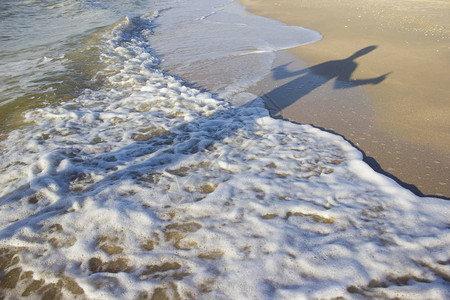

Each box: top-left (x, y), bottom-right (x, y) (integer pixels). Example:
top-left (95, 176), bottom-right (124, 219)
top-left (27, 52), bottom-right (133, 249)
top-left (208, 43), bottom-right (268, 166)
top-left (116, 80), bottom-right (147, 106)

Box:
top-left (240, 0), bottom-right (450, 198)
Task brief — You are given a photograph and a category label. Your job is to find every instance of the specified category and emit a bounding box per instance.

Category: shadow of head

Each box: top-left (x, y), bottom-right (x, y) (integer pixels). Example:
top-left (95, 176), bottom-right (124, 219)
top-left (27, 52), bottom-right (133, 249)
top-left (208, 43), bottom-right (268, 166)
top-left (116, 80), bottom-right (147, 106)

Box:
top-left (347, 45), bottom-right (377, 60)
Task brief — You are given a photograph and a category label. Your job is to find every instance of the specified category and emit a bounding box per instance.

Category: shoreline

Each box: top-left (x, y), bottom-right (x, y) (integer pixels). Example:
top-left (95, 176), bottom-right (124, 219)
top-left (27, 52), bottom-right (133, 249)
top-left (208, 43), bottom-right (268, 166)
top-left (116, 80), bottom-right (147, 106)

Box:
top-left (240, 0), bottom-right (450, 197)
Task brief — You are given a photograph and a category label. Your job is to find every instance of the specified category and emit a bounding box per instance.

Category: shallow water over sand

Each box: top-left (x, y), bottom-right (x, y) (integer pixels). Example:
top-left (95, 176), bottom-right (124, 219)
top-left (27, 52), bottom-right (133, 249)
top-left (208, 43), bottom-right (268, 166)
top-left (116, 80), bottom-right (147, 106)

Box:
top-left (0, 0), bottom-right (449, 299)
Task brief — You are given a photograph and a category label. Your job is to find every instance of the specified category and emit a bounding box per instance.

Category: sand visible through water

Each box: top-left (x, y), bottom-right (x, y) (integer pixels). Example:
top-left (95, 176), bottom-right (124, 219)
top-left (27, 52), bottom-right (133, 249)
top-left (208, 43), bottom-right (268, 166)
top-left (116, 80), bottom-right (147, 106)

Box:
top-left (1, 1), bottom-right (449, 298)
top-left (240, 0), bottom-right (450, 198)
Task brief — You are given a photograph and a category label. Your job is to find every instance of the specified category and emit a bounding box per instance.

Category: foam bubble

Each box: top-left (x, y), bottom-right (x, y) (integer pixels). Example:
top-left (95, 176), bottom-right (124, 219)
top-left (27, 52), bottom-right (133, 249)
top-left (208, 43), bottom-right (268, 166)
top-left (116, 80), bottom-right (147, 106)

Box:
top-left (0, 2), bottom-right (449, 300)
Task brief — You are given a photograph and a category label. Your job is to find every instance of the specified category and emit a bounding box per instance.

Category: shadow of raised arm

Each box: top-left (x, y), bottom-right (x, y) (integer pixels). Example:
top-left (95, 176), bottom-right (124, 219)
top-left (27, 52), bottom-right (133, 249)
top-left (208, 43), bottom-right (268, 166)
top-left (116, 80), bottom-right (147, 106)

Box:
top-left (272, 62), bottom-right (309, 80)
top-left (335, 72), bottom-right (391, 89)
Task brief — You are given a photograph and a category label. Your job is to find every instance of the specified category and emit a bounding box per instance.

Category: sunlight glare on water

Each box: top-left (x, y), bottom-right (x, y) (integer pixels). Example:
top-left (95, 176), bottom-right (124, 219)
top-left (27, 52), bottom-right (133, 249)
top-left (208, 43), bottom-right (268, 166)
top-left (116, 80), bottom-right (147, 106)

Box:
top-left (0, 0), bottom-right (449, 299)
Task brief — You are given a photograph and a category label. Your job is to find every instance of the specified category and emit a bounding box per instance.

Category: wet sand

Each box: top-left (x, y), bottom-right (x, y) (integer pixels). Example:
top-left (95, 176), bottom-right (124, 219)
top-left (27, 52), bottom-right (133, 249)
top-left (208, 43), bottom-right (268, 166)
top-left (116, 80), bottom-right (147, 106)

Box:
top-left (240, 0), bottom-right (450, 198)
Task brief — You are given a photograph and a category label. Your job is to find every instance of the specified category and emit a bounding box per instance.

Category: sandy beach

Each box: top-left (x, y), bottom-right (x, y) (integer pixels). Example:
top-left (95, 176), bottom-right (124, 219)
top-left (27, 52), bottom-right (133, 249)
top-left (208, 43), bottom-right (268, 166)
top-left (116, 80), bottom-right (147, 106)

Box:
top-left (240, 0), bottom-right (450, 197)
top-left (1, 1), bottom-right (450, 298)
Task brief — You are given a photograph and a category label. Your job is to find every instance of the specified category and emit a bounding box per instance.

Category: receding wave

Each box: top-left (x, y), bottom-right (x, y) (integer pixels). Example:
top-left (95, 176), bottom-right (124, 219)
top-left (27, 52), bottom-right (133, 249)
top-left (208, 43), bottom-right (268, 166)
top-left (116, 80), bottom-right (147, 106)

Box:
top-left (0, 4), bottom-right (449, 300)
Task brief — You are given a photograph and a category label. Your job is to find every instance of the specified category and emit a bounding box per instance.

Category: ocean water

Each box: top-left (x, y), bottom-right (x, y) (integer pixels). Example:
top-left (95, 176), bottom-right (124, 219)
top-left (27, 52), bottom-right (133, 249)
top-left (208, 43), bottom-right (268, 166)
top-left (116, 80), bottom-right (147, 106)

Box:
top-left (0, 0), bottom-right (449, 299)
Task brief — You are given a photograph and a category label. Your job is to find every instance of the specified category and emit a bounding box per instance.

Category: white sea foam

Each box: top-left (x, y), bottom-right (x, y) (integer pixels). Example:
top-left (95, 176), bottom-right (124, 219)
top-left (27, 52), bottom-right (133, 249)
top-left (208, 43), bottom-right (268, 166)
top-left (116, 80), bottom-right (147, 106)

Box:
top-left (0, 2), bottom-right (449, 300)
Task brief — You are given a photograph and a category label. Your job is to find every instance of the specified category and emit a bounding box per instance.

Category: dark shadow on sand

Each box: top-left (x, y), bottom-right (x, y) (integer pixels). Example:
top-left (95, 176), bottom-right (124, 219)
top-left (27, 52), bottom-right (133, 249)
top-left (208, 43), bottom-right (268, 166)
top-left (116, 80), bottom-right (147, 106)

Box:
top-left (264, 45), bottom-right (390, 115)
top-left (0, 46), bottom-right (447, 241)
top-left (263, 46), bottom-right (447, 199)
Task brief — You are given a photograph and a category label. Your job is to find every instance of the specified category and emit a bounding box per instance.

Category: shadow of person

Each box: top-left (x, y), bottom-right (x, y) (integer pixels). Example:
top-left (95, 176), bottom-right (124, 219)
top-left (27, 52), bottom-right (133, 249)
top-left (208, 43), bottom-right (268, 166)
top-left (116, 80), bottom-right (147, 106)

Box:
top-left (0, 47), bottom-right (423, 242)
top-left (264, 45), bottom-right (390, 115)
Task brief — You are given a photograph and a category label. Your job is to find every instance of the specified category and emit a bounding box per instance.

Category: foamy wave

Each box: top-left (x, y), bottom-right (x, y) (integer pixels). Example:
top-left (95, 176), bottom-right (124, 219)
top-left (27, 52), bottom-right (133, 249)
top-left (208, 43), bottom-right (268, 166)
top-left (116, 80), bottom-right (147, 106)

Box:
top-left (0, 6), bottom-right (449, 300)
